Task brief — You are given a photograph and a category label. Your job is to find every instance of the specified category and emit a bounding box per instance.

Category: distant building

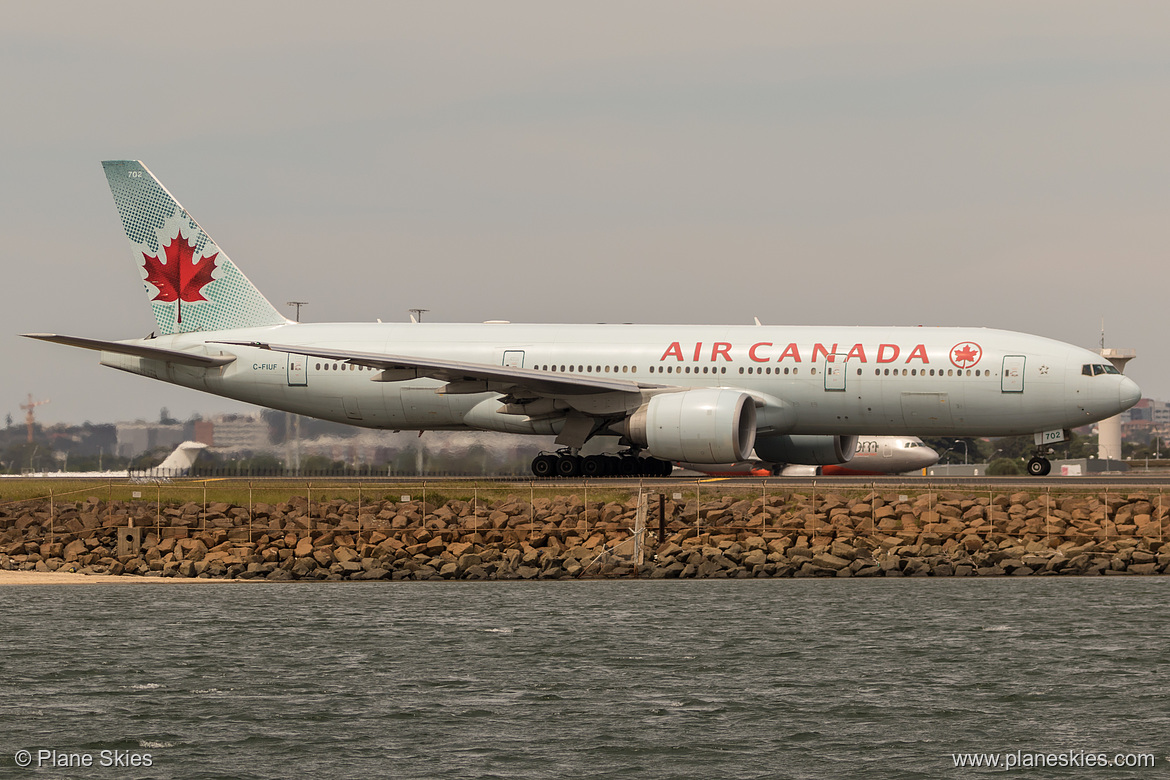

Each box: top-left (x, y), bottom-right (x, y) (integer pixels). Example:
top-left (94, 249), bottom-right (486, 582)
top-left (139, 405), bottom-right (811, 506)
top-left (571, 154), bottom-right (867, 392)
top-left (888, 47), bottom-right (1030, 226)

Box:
top-left (115, 422), bottom-right (186, 458)
top-left (205, 414), bottom-right (271, 455)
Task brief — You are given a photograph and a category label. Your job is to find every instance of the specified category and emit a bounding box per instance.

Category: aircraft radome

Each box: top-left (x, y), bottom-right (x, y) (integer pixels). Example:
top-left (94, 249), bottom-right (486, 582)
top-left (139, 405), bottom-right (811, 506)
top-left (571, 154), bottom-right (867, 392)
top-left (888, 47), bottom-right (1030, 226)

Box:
top-left (25, 162), bottom-right (1140, 478)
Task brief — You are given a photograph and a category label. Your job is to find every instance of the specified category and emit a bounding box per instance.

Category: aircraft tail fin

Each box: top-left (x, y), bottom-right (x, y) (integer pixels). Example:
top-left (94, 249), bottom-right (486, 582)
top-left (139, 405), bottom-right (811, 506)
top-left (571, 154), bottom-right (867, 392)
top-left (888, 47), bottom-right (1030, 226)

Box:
top-left (101, 161), bottom-right (288, 335)
top-left (154, 441), bottom-right (209, 477)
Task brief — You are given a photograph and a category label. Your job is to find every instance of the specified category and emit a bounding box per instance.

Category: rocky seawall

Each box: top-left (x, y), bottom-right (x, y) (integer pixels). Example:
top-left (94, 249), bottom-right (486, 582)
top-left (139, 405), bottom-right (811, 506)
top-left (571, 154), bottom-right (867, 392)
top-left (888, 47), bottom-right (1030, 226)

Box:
top-left (1, 490), bottom-right (1167, 580)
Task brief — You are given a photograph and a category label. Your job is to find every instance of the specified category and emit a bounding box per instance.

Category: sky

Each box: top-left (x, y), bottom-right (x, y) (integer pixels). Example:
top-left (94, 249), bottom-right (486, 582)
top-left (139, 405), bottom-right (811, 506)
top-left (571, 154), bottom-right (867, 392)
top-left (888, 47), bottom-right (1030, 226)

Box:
top-left (3, 1), bottom-right (1169, 427)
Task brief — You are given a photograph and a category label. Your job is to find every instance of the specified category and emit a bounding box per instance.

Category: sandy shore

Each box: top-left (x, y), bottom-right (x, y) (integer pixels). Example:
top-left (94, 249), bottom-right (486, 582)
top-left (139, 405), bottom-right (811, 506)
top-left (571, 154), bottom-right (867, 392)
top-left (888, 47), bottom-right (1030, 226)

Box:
top-left (0, 570), bottom-right (248, 585)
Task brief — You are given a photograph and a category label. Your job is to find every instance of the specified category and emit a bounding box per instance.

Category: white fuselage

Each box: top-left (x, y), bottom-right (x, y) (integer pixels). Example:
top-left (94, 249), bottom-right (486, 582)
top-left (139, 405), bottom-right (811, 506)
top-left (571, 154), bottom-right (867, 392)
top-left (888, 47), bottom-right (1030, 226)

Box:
top-left (99, 322), bottom-right (1139, 440)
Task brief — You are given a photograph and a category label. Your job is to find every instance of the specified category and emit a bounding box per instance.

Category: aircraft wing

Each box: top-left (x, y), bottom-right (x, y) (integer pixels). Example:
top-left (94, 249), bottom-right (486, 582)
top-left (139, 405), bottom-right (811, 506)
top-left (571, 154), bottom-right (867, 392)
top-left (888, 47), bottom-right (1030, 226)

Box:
top-left (23, 334), bottom-right (237, 368)
top-left (215, 340), bottom-right (663, 397)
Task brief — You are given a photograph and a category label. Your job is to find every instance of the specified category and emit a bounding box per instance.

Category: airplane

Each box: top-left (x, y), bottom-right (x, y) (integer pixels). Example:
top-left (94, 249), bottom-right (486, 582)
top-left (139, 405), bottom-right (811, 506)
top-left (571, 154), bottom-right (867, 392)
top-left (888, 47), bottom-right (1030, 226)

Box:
top-left (678, 436), bottom-right (940, 477)
top-left (2, 441), bottom-right (208, 480)
top-left (24, 161), bottom-right (1141, 479)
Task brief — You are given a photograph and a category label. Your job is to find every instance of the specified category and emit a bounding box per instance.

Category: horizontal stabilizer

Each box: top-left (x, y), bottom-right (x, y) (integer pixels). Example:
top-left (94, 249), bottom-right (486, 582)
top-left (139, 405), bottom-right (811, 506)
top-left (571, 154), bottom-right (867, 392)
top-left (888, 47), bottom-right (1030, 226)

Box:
top-left (22, 334), bottom-right (236, 368)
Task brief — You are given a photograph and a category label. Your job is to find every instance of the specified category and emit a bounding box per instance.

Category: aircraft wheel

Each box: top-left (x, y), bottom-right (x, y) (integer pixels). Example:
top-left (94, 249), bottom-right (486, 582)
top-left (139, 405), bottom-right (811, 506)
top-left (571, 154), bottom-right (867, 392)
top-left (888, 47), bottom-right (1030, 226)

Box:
top-left (531, 455), bottom-right (557, 478)
top-left (581, 455), bottom-right (609, 478)
top-left (556, 455), bottom-right (582, 478)
top-left (1026, 457), bottom-right (1051, 477)
top-left (616, 457), bottom-right (639, 476)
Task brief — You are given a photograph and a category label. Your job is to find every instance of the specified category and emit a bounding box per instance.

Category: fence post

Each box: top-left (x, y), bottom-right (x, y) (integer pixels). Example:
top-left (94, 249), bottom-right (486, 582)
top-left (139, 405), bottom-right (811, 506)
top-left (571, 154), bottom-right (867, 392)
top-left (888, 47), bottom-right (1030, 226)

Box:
top-left (1104, 490), bottom-right (1110, 541)
top-left (658, 493), bottom-right (666, 544)
top-left (1048, 488), bottom-right (1057, 549)
top-left (764, 479), bottom-right (771, 530)
top-left (695, 482), bottom-right (700, 534)
top-left (634, 489), bottom-right (647, 567)
top-left (248, 482), bottom-right (253, 542)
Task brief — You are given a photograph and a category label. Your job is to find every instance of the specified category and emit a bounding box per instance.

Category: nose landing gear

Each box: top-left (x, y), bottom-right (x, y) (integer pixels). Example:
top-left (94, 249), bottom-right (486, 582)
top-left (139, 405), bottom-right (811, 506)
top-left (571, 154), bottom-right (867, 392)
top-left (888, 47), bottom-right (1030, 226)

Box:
top-left (1026, 453), bottom-right (1052, 477)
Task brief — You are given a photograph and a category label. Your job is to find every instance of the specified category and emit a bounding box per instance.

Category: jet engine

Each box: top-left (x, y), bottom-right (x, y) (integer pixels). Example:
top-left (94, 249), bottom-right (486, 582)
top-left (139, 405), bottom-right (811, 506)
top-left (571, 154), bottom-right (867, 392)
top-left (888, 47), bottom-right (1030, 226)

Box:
top-left (619, 389), bottom-right (756, 464)
top-left (754, 434), bottom-right (857, 466)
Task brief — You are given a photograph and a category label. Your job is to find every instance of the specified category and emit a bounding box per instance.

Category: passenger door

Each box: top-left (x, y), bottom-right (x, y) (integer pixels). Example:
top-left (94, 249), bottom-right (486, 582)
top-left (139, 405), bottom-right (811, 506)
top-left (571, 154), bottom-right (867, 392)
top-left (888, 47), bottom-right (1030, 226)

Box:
top-left (1002, 355), bottom-right (1025, 393)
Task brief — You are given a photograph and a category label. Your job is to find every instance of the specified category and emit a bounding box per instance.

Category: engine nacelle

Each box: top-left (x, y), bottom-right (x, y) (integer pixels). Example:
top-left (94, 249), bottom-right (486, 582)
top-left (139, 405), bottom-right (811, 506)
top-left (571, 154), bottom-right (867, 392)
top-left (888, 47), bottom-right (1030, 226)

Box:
top-left (754, 434), bottom-right (858, 466)
top-left (622, 389), bottom-right (756, 464)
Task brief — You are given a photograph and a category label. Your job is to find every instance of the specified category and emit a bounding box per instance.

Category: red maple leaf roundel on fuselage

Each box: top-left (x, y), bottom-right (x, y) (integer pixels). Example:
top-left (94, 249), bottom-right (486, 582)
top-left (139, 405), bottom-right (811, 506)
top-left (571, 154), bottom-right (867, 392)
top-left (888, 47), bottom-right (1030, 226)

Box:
top-left (142, 231), bottom-right (218, 324)
top-left (950, 342), bottom-right (982, 369)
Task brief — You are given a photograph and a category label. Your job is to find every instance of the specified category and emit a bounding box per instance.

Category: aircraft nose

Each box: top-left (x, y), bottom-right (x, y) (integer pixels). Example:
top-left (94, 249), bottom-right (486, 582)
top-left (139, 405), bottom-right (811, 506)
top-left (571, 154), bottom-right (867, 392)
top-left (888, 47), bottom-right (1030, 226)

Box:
top-left (916, 447), bottom-right (941, 468)
top-left (1119, 376), bottom-right (1141, 410)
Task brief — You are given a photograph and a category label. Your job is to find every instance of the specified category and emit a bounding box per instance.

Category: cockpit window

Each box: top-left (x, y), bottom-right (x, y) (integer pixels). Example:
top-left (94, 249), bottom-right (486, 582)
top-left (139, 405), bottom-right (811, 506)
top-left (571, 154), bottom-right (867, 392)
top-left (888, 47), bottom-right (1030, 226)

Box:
top-left (1083, 363), bottom-right (1122, 376)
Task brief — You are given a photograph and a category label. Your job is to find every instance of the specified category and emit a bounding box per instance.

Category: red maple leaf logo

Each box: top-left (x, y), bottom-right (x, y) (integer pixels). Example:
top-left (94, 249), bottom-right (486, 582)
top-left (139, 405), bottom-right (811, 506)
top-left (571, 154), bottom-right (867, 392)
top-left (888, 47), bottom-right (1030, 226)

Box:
top-left (950, 342), bottom-right (982, 368)
top-left (142, 232), bottom-right (218, 324)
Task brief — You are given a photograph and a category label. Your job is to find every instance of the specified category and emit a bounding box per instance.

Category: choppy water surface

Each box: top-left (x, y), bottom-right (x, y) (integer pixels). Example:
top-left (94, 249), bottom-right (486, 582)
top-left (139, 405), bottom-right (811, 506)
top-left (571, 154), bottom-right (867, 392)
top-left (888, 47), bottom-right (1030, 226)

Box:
top-left (1, 579), bottom-right (1166, 779)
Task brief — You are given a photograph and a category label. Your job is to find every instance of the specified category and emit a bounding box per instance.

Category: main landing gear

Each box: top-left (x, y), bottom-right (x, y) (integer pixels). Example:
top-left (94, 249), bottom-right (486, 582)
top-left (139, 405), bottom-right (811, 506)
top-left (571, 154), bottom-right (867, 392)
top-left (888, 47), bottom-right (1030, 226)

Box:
top-left (531, 451), bottom-right (674, 478)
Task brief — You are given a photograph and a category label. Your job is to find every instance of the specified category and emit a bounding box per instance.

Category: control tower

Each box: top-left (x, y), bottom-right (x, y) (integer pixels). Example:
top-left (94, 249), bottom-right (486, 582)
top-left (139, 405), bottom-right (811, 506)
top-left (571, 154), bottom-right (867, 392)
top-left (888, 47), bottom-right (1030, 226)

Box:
top-left (1098, 347), bottom-right (1137, 461)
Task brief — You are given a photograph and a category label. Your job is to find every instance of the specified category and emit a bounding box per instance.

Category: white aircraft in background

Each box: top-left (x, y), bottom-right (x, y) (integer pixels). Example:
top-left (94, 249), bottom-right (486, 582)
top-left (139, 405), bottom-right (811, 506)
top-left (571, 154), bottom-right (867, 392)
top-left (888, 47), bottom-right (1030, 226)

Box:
top-left (3, 441), bottom-right (207, 480)
top-left (677, 435), bottom-right (939, 477)
top-left (25, 162), bottom-right (1140, 478)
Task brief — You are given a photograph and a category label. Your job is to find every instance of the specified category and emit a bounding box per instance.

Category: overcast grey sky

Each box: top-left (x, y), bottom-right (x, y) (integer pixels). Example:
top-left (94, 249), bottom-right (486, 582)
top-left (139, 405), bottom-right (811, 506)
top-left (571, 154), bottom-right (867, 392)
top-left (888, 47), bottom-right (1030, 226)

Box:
top-left (3, 1), bottom-right (1169, 426)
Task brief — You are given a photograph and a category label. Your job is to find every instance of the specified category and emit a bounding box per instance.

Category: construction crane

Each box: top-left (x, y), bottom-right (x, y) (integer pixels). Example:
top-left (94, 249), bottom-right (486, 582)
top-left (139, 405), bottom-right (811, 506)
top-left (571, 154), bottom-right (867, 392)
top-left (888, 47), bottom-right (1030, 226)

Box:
top-left (20, 394), bottom-right (49, 444)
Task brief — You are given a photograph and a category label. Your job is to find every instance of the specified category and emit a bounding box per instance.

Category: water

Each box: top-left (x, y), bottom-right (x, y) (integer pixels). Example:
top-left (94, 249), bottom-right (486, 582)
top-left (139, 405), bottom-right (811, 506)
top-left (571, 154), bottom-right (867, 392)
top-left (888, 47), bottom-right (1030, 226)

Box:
top-left (1, 579), bottom-right (1166, 779)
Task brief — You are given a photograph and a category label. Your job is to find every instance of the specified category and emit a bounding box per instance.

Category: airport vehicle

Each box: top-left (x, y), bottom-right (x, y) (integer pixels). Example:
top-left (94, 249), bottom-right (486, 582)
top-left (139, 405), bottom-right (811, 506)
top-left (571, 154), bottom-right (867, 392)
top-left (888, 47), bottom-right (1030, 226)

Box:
top-left (25, 161), bottom-right (1140, 478)
top-left (679, 436), bottom-right (940, 476)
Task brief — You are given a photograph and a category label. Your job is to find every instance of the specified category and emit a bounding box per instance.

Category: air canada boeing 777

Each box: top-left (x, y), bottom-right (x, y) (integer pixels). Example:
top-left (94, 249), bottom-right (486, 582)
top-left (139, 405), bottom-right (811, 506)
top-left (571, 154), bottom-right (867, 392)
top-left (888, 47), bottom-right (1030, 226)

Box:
top-left (25, 161), bottom-right (1141, 477)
